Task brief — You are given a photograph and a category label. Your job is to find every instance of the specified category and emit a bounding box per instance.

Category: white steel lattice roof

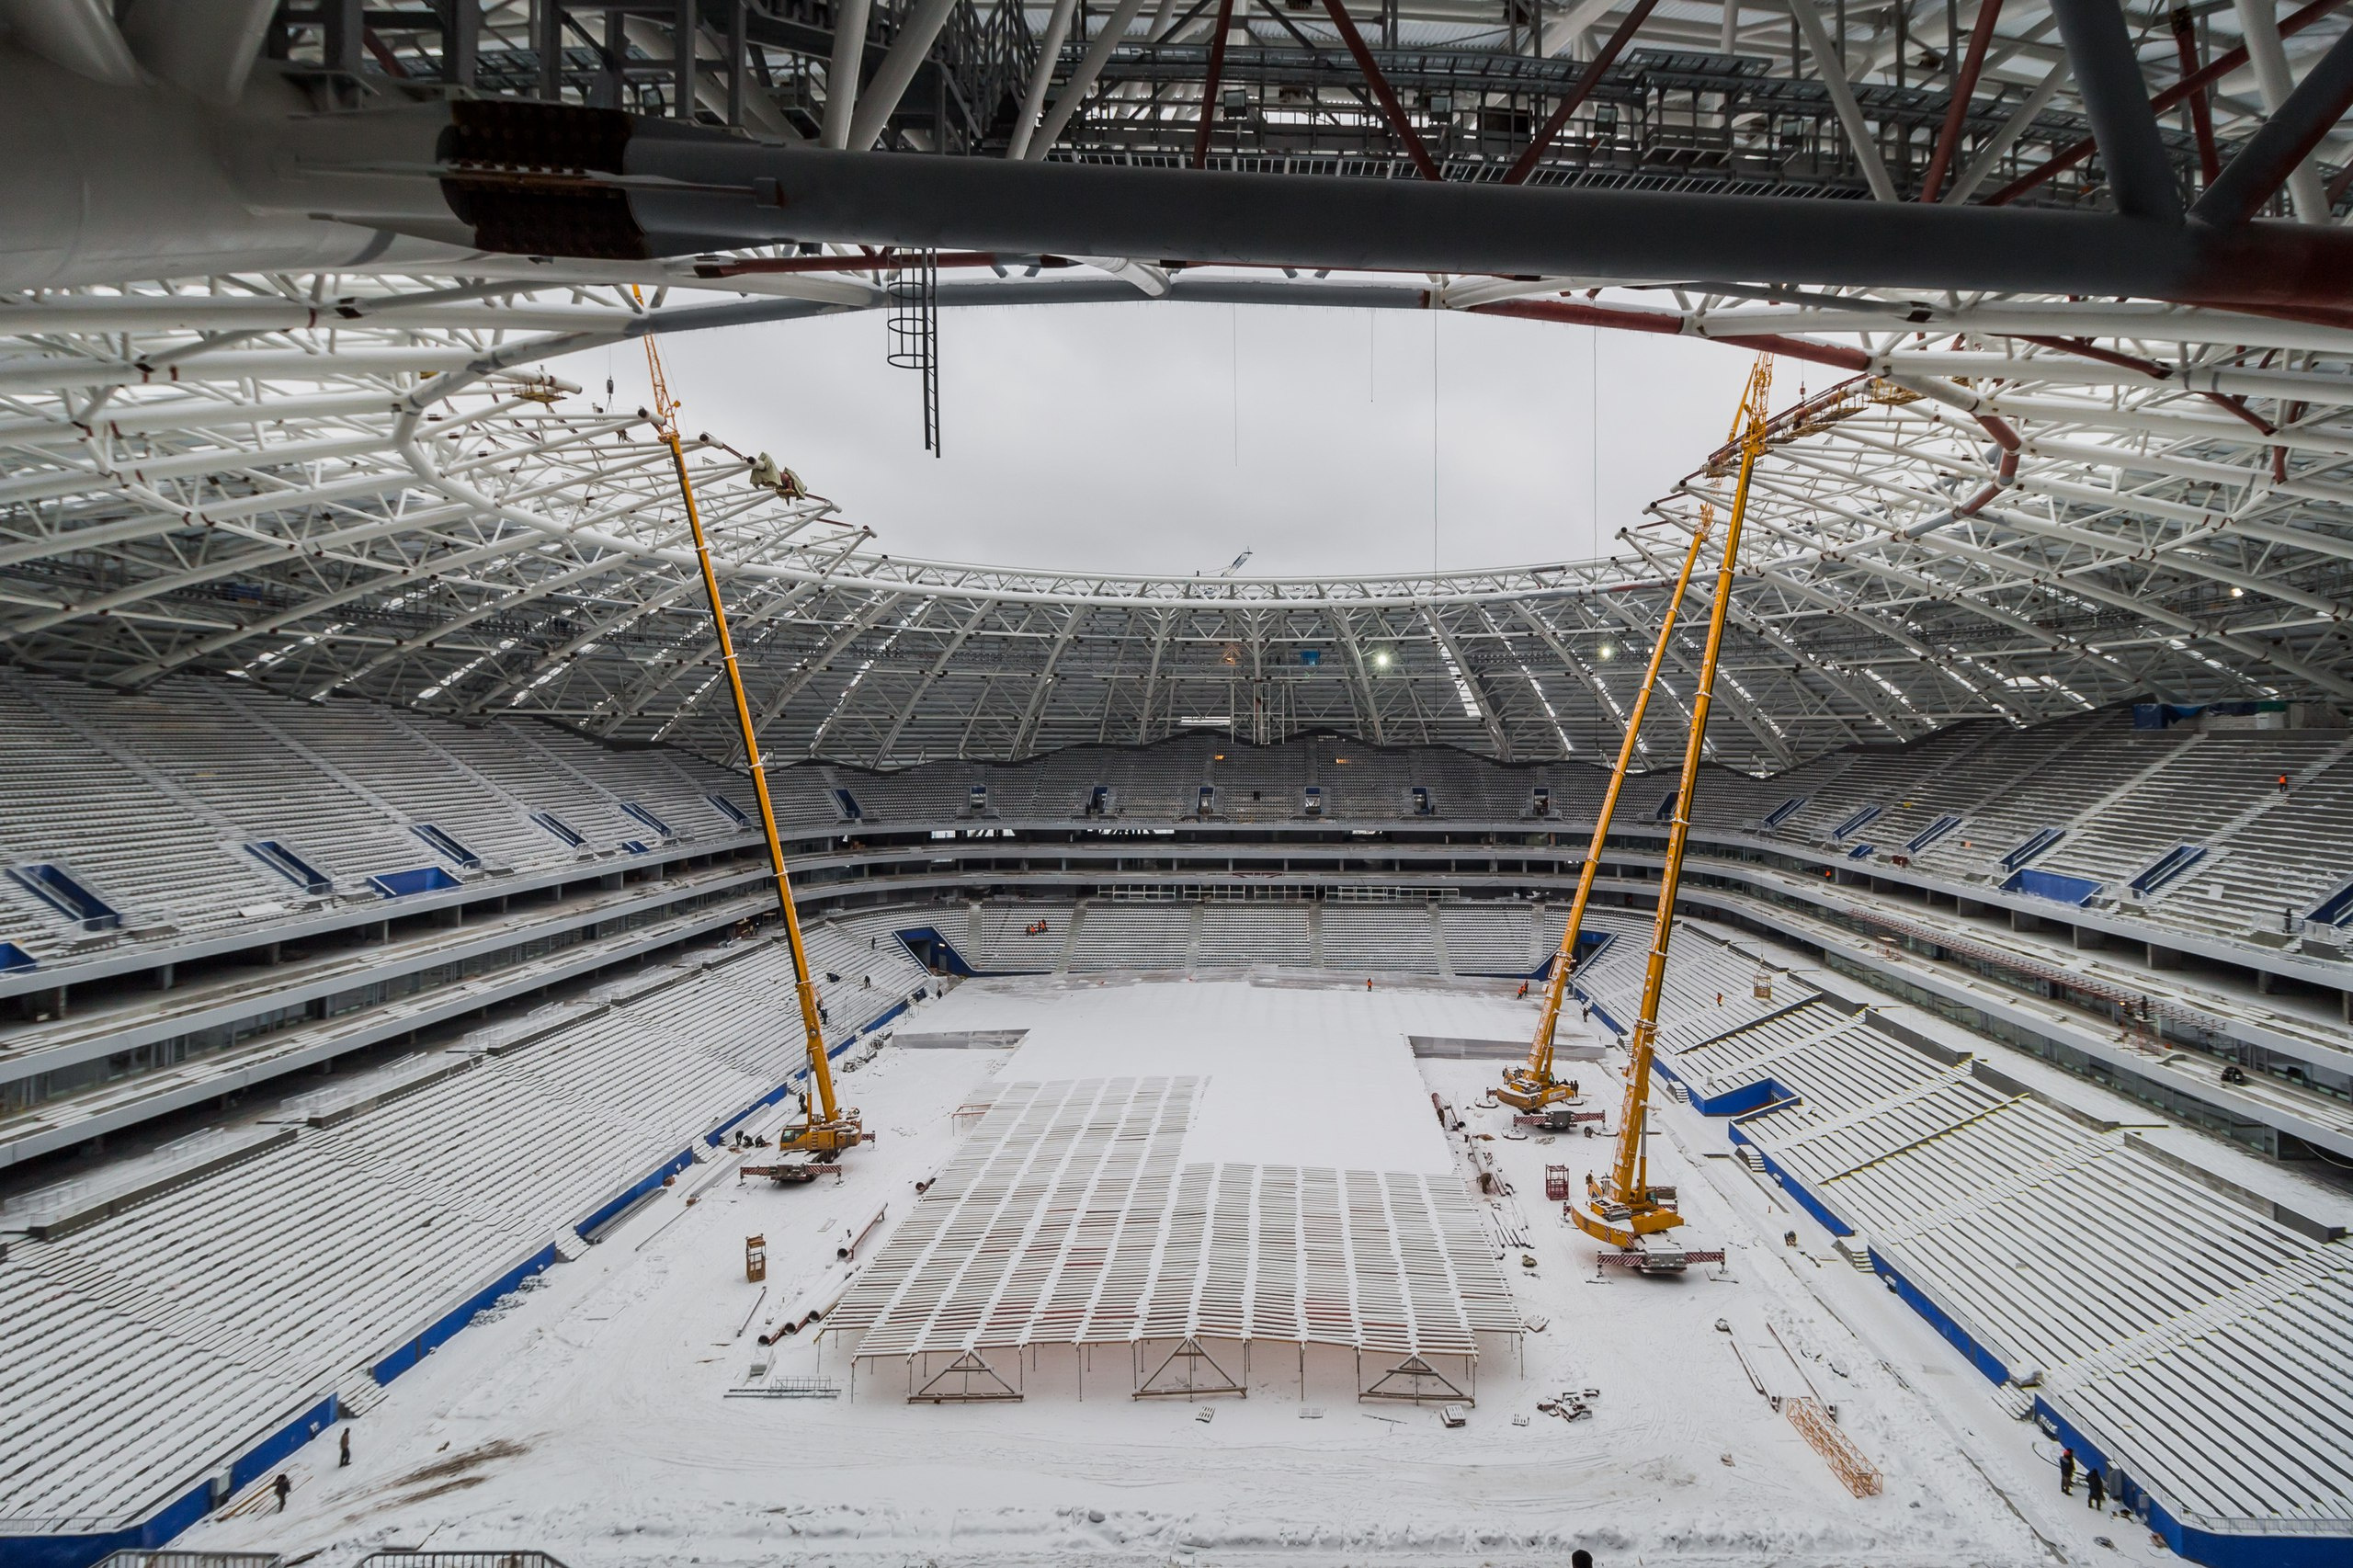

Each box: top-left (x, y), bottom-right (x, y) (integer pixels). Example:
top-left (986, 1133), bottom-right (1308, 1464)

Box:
top-left (6, 267), bottom-right (2352, 775)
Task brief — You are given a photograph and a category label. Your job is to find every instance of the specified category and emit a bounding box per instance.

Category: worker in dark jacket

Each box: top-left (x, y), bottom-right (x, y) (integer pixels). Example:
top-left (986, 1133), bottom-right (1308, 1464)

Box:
top-left (2086, 1467), bottom-right (2107, 1511)
top-left (2060, 1448), bottom-right (2075, 1494)
top-left (274, 1472), bottom-right (291, 1511)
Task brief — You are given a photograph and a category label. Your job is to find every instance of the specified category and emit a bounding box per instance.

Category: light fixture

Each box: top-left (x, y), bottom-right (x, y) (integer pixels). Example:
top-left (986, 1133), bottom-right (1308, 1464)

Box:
top-left (2230, 585), bottom-right (2245, 597)
top-left (1373, 651), bottom-right (1392, 667)
top-left (1597, 643), bottom-right (1616, 661)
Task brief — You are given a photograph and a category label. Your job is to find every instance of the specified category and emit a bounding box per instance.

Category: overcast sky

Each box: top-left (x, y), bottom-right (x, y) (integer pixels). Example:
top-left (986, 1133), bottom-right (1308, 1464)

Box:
top-left (599, 300), bottom-right (1757, 579)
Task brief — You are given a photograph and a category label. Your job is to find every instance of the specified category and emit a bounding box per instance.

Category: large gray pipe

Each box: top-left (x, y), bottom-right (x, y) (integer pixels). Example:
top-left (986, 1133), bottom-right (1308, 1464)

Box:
top-left (0, 46), bottom-right (461, 289)
top-left (7, 47), bottom-right (2353, 310)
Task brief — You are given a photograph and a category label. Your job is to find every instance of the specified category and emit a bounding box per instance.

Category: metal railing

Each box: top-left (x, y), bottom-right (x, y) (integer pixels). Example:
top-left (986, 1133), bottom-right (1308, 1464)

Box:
top-left (358, 1553), bottom-right (573, 1568)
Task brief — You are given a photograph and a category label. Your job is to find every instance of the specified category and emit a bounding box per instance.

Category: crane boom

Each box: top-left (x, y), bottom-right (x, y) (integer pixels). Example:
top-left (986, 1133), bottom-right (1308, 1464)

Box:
top-left (1571, 355), bottom-right (1773, 1250)
top-left (1499, 502), bottom-right (1713, 1112)
top-left (637, 299), bottom-right (861, 1164)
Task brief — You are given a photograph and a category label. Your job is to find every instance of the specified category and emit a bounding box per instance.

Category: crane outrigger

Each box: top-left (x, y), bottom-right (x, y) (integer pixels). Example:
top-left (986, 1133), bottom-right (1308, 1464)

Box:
top-left (1566, 355), bottom-right (1773, 1257)
top-left (638, 301), bottom-right (866, 1178)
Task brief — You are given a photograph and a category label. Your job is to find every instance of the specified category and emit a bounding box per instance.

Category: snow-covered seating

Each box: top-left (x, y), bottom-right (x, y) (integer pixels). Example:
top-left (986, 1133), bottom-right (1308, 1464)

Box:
top-left (1192, 902), bottom-right (1313, 967)
top-left (1318, 903), bottom-right (1441, 974)
top-left (1065, 903), bottom-right (1196, 972)
top-left (0, 946), bottom-right (813, 1539)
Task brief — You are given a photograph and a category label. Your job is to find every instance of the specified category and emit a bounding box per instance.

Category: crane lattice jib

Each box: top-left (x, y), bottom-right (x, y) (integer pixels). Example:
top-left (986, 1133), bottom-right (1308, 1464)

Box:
top-left (637, 292), bottom-right (846, 1137)
top-left (1581, 355), bottom-right (1773, 1248)
top-left (1517, 501), bottom-right (1714, 1094)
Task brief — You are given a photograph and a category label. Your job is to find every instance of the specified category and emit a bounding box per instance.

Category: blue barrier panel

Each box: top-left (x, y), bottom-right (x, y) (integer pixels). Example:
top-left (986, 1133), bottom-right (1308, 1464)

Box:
top-left (573, 1148), bottom-right (698, 1239)
top-left (1748, 1146), bottom-right (1857, 1238)
top-left (1869, 1250), bottom-right (2012, 1385)
top-left (6, 865), bottom-right (119, 931)
top-left (1574, 991), bottom-right (1629, 1039)
top-left (369, 865), bottom-right (462, 899)
top-left (0, 1477), bottom-right (213, 1568)
top-left (2004, 867), bottom-right (2104, 906)
top-left (227, 1393), bottom-right (337, 1494)
top-left (0, 941), bottom-right (34, 973)
top-left (2310, 878), bottom-right (2353, 928)
top-left (2000, 826), bottom-right (2065, 872)
top-left (1686, 1076), bottom-right (1791, 1118)
top-left (2032, 1400), bottom-right (2353, 1567)
top-left (892, 927), bottom-right (976, 976)
top-left (371, 1244), bottom-right (558, 1385)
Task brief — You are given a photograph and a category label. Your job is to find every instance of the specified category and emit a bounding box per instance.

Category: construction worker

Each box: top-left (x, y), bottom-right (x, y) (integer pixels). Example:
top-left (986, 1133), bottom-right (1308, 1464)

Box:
top-left (1365, 977), bottom-right (1373, 991)
top-left (274, 1473), bottom-right (291, 1512)
top-left (2060, 1448), bottom-right (2075, 1494)
top-left (2086, 1466), bottom-right (2106, 1511)
top-left (340, 1427), bottom-right (352, 1468)
top-left (2279, 773), bottom-right (2290, 796)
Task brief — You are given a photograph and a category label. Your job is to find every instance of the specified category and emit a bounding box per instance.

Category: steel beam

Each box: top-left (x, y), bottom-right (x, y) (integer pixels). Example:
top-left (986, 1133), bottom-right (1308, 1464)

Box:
top-left (2196, 19), bottom-right (2353, 226)
top-left (615, 140), bottom-right (2353, 306)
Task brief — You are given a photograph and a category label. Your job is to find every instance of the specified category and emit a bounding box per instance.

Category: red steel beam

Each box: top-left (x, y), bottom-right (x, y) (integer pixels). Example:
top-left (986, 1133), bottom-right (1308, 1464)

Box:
top-left (1503, 0), bottom-right (1660, 186)
top-left (1192, 0), bottom-right (1241, 169)
top-left (1921, 0), bottom-right (2006, 202)
top-left (1319, 0), bottom-right (1443, 180)
top-left (1984, 0), bottom-right (2344, 206)
top-left (1472, 296), bottom-right (1874, 372)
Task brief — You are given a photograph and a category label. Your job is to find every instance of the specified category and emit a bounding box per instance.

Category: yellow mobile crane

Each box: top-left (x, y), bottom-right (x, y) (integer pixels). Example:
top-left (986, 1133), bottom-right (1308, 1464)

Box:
top-left (635, 299), bottom-right (866, 1178)
top-left (1569, 355), bottom-right (1773, 1261)
top-left (1499, 501), bottom-right (1713, 1115)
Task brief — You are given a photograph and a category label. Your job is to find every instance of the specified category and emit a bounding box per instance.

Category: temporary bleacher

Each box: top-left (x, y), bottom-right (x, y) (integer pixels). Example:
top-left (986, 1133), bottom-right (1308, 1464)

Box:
top-left (0, 940), bottom-right (878, 1548)
top-left (1648, 973), bottom-right (2353, 1558)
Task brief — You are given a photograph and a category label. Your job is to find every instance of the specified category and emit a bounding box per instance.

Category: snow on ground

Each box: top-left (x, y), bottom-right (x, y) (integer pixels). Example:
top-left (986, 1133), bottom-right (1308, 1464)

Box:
top-left (977, 973), bottom-right (1490, 1171)
top-left (179, 973), bottom-right (2166, 1567)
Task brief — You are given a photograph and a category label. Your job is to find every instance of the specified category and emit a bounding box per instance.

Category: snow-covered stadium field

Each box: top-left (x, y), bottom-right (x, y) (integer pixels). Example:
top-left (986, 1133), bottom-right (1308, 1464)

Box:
top-left (178, 974), bottom-right (2168, 1567)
